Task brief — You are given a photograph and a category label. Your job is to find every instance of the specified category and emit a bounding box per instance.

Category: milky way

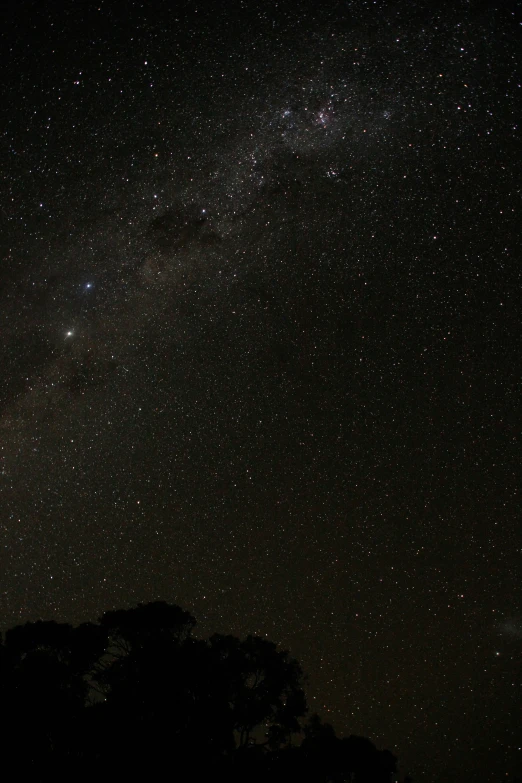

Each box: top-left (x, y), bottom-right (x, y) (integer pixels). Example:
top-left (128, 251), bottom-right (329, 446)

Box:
top-left (1, 2), bottom-right (520, 781)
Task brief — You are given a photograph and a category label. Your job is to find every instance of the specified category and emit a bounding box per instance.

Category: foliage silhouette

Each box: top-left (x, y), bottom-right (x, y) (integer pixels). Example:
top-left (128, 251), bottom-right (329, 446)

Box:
top-left (0, 602), bottom-right (399, 782)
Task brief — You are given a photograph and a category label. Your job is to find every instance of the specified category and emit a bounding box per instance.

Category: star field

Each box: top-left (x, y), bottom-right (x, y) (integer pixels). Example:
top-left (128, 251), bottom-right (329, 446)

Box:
top-left (0, 1), bottom-right (520, 780)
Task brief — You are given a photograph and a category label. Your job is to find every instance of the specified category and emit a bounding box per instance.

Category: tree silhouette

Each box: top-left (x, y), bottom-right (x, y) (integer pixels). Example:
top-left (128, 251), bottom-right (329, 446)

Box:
top-left (0, 620), bottom-right (106, 778)
top-left (0, 602), bottom-right (399, 782)
top-left (300, 714), bottom-right (398, 783)
top-left (99, 600), bottom-right (196, 651)
top-left (209, 632), bottom-right (307, 748)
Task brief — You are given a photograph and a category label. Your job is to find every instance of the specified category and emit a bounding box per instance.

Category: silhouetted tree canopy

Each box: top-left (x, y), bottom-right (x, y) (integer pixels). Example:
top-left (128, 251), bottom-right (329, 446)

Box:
top-left (0, 602), bottom-right (399, 782)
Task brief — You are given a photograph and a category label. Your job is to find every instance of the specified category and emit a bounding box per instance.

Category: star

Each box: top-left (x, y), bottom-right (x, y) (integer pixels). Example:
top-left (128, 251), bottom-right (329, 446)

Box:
top-left (1, 5), bottom-right (519, 782)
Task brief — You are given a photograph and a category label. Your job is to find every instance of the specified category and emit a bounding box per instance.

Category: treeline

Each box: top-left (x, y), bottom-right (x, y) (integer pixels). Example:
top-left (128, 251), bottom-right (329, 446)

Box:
top-left (0, 601), bottom-right (398, 782)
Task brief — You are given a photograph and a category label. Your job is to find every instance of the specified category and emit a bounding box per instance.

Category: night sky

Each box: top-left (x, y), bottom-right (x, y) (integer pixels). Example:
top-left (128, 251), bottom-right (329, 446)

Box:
top-left (1, 1), bottom-right (520, 780)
